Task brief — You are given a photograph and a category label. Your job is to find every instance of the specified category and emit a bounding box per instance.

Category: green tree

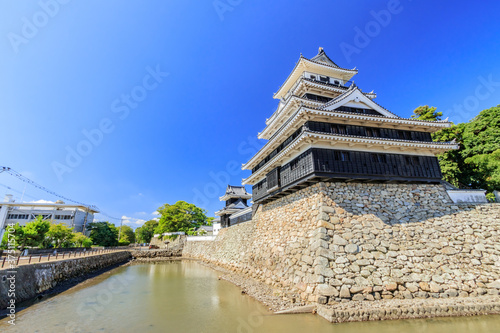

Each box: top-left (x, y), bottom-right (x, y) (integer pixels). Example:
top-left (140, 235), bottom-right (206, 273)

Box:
top-left (432, 105), bottom-right (500, 195)
top-left (73, 232), bottom-right (93, 247)
top-left (135, 219), bottom-right (159, 243)
top-left (464, 149), bottom-right (500, 193)
top-left (154, 201), bottom-right (210, 235)
top-left (0, 217), bottom-right (51, 250)
top-left (87, 222), bottom-right (119, 247)
top-left (24, 216), bottom-right (51, 248)
top-left (0, 223), bottom-right (26, 250)
top-left (411, 105), bottom-right (443, 121)
top-left (47, 223), bottom-right (75, 248)
top-left (118, 225), bottom-right (135, 245)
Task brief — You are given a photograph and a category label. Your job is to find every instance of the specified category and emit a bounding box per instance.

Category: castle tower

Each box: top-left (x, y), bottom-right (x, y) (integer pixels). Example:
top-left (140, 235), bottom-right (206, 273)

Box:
top-left (242, 48), bottom-right (458, 204)
top-left (215, 185), bottom-right (252, 228)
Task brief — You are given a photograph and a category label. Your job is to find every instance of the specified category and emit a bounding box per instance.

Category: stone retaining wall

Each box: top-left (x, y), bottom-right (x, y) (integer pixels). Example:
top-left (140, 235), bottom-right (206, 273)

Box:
top-left (183, 183), bottom-right (500, 307)
top-left (131, 248), bottom-right (183, 259)
top-left (0, 251), bottom-right (131, 309)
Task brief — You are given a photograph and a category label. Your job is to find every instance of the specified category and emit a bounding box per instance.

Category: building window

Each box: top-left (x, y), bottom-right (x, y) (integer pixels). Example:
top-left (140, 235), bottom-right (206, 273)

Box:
top-left (365, 127), bottom-right (381, 137)
top-left (290, 159), bottom-right (299, 170)
top-left (331, 124), bottom-right (347, 134)
top-left (398, 131), bottom-right (412, 140)
top-left (320, 76), bottom-right (329, 83)
top-left (7, 214), bottom-right (29, 219)
top-left (335, 151), bottom-right (350, 162)
top-left (405, 156), bottom-right (420, 164)
top-left (55, 215), bottom-right (72, 220)
top-left (371, 154), bottom-right (387, 163)
top-left (310, 75), bottom-right (316, 80)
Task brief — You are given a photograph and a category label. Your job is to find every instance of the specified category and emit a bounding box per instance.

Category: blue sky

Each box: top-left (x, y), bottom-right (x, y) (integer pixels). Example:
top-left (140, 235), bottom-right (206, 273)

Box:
top-left (1, 0), bottom-right (499, 228)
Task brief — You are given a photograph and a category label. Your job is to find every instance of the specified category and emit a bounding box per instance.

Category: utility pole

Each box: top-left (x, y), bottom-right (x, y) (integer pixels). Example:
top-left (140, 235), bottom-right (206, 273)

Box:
top-left (118, 217), bottom-right (123, 242)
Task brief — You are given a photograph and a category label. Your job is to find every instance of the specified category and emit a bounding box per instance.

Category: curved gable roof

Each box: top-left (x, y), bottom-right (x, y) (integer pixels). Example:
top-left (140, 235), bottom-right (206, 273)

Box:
top-left (320, 86), bottom-right (399, 118)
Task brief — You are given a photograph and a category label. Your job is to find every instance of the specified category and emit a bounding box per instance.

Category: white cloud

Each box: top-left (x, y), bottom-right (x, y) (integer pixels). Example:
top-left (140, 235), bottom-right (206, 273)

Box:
top-left (151, 211), bottom-right (160, 216)
top-left (121, 215), bottom-right (146, 226)
top-left (28, 199), bottom-right (55, 204)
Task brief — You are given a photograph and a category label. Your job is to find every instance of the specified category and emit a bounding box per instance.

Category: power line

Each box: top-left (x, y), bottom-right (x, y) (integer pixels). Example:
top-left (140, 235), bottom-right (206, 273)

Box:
top-left (1, 166), bottom-right (97, 210)
top-left (0, 166), bottom-right (146, 224)
top-left (0, 182), bottom-right (39, 201)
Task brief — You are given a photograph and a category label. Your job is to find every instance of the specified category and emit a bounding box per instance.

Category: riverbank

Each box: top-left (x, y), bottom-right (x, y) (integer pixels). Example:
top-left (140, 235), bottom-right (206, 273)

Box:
top-left (182, 258), bottom-right (500, 323)
top-left (0, 251), bottom-right (131, 312)
top-left (197, 261), bottom-right (299, 312)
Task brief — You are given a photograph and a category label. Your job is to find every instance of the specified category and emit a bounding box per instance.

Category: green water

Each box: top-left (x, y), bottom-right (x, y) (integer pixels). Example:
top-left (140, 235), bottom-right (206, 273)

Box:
top-left (1, 261), bottom-right (500, 333)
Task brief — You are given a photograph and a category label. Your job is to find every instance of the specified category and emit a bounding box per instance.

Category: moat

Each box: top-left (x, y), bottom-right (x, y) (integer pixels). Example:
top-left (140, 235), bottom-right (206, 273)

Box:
top-left (1, 261), bottom-right (500, 333)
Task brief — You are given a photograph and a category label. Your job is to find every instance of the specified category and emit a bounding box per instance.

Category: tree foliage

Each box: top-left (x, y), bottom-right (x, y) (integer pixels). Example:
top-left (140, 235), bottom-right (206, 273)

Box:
top-left (118, 225), bottom-right (135, 245)
top-left (47, 223), bottom-right (75, 248)
top-left (135, 219), bottom-right (158, 243)
top-left (87, 222), bottom-right (119, 247)
top-left (1, 223), bottom-right (26, 250)
top-left (411, 105), bottom-right (442, 121)
top-left (1, 217), bottom-right (102, 250)
top-left (0, 217), bottom-right (51, 250)
top-left (413, 105), bottom-right (500, 196)
top-left (154, 201), bottom-right (210, 235)
top-left (73, 232), bottom-right (93, 247)
top-left (23, 216), bottom-right (51, 248)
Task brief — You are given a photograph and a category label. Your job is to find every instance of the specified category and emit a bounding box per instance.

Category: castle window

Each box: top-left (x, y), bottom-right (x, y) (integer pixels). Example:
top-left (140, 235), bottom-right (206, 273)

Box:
top-left (335, 151), bottom-right (350, 162)
top-left (320, 76), bottom-right (329, 82)
top-left (366, 127), bottom-right (381, 137)
top-left (371, 154), bottom-right (387, 163)
top-left (398, 131), bottom-right (412, 140)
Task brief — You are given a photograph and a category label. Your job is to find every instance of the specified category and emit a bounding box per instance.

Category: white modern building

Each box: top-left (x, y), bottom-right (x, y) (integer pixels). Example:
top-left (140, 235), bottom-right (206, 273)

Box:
top-left (0, 194), bottom-right (98, 238)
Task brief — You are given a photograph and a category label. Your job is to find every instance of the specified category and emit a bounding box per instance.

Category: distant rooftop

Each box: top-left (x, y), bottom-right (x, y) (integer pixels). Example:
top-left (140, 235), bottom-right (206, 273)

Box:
top-left (219, 185), bottom-right (252, 201)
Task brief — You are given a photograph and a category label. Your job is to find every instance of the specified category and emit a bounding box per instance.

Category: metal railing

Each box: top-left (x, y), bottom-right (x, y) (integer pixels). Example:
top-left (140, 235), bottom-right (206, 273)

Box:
top-left (1, 248), bottom-right (126, 268)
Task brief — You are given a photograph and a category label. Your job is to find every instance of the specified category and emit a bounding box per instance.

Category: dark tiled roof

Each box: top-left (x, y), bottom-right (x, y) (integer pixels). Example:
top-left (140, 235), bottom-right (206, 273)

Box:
top-left (306, 130), bottom-right (457, 146)
top-left (225, 185), bottom-right (250, 197)
top-left (307, 49), bottom-right (357, 72)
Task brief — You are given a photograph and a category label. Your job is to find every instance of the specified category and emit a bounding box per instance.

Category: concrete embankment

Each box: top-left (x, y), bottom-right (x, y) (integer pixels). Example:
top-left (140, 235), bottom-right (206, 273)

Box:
top-left (0, 251), bottom-right (131, 310)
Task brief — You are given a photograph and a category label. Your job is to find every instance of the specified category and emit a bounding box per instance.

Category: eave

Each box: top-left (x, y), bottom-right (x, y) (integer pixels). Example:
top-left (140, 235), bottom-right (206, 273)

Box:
top-left (215, 208), bottom-right (241, 216)
top-left (273, 56), bottom-right (358, 100)
top-left (244, 107), bottom-right (454, 171)
top-left (261, 86), bottom-right (394, 140)
top-left (265, 77), bottom-right (355, 127)
top-left (242, 131), bottom-right (458, 185)
top-left (219, 194), bottom-right (252, 201)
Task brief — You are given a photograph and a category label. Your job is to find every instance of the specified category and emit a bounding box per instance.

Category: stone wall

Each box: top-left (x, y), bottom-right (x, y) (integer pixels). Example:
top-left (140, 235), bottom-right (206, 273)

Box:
top-left (131, 248), bottom-right (183, 260)
top-left (183, 221), bottom-right (254, 269)
top-left (0, 251), bottom-right (131, 309)
top-left (183, 182), bottom-right (500, 305)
